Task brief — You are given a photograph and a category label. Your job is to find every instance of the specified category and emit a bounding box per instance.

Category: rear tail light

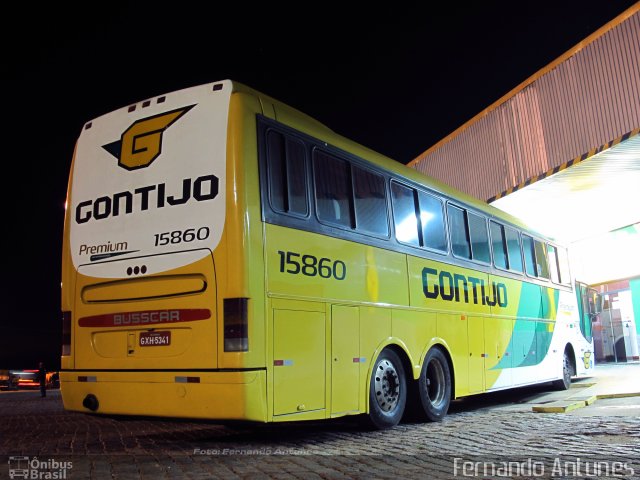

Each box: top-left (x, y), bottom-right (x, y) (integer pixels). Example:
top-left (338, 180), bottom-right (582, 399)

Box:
top-left (223, 298), bottom-right (248, 352)
top-left (62, 311), bottom-right (71, 356)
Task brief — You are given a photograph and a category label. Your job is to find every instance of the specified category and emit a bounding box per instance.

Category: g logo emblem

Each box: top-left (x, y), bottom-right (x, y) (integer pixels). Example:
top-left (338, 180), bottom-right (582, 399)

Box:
top-left (103, 105), bottom-right (194, 170)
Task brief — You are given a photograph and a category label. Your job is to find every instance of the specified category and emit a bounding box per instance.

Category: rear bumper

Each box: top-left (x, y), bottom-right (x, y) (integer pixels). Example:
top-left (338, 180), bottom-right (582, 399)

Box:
top-left (60, 369), bottom-right (267, 422)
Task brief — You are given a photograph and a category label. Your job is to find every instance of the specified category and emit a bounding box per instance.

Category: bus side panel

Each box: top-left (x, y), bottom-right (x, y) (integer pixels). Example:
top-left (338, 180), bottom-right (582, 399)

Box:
top-left (485, 273), bottom-right (522, 390)
top-left (436, 313), bottom-right (470, 398)
top-left (61, 148), bottom-right (78, 371)
top-left (218, 91), bottom-right (267, 371)
top-left (558, 288), bottom-right (595, 376)
top-left (488, 278), bottom-right (564, 387)
top-left (407, 255), bottom-right (492, 397)
top-left (391, 309), bottom-right (437, 381)
top-left (359, 306), bottom-right (392, 412)
top-left (264, 224), bottom-right (408, 306)
top-left (272, 308), bottom-right (325, 415)
top-left (331, 304), bottom-right (360, 416)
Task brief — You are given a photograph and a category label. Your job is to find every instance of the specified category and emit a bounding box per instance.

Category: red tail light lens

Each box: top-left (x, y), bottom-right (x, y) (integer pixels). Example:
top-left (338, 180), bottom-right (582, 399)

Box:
top-left (62, 311), bottom-right (71, 356)
top-left (223, 298), bottom-right (248, 352)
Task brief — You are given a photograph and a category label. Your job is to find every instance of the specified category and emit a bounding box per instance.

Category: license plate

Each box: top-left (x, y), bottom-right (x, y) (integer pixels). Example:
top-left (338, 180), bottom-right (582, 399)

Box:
top-left (139, 331), bottom-right (171, 346)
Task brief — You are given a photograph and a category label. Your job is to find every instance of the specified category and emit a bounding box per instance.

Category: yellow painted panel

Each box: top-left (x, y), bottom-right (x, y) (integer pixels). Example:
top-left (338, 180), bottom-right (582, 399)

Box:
top-left (82, 275), bottom-right (207, 303)
top-left (436, 312), bottom-right (469, 398)
top-left (331, 305), bottom-right (360, 415)
top-left (73, 255), bottom-right (218, 371)
top-left (468, 316), bottom-right (485, 394)
top-left (273, 309), bottom-right (325, 415)
top-left (271, 298), bottom-right (325, 312)
top-left (265, 224), bottom-right (408, 306)
top-left (60, 370), bottom-right (267, 421)
top-left (358, 307), bottom-right (391, 411)
top-left (392, 309), bottom-right (437, 379)
top-left (484, 317), bottom-right (514, 389)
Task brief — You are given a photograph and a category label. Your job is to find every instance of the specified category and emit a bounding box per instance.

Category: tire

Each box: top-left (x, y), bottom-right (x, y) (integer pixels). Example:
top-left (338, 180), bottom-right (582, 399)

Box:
top-left (552, 350), bottom-right (573, 391)
top-left (366, 348), bottom-right (407, 429)
top-left (417, 347), bottom-right (451, 422)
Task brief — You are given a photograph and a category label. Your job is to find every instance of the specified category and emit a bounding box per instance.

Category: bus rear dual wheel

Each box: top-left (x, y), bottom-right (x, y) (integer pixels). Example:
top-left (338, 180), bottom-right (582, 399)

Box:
top-left (367, 347), bottom-right (451, 429)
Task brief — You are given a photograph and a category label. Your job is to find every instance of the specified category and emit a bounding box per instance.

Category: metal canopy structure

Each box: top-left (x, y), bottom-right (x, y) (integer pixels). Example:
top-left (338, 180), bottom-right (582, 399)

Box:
top-left (490, 132), bottom-right (640, 244)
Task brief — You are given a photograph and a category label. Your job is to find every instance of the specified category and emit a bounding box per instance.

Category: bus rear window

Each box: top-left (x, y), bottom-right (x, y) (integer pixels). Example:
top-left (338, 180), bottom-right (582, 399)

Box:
top-left (267, 131), bottom-right (308, 216)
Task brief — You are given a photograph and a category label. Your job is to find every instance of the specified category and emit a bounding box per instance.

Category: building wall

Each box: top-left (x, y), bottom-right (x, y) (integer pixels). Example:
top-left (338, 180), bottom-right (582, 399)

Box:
top-left (410, 7), bottom-right (640, 202)
top-left (631, 278), bottom-right (640, 337)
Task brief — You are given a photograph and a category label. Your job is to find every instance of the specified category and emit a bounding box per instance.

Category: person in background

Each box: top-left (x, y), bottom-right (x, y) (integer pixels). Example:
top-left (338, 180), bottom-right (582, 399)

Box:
top-left (38, 362), bottom-right (47, 398)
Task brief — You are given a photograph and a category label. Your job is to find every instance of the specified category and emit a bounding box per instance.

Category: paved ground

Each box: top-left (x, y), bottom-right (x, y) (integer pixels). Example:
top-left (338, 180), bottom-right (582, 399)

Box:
top-left (1, 363), bottom-right (639, 479)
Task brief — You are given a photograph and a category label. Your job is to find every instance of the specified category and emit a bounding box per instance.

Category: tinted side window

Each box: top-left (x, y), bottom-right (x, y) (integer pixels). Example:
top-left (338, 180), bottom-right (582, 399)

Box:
top-left (267, 131), bottom-right (308, 216)
top-left (557, 247), bottom-right (571, 285)
top-left (391, 182), bottom-right (419, 246)
top-left (490, 221), bottom-right (508, 269)
top-left (535, 240), bottom-right (550, 279)
top-left (505, 227), bottom-right (523, 272)
top-left (448, 205), bottom-right (471, 259)
top-left (547, 244), bottom-right (561, 283)
top-left (468, 212), bottom-right (490, 263)
top-left (523, 235), bottom-right (537, 276)
top-left (418, 191), bottom-right (447, 252)
top-left (353, 166), bottom-right (388, 236)
top-left (313, 150), bottom-right (354, 228)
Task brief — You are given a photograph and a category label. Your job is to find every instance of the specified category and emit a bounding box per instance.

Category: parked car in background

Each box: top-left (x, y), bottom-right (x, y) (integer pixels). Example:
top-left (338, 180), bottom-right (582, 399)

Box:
top-left (3, 370), bottom-right (60, 390)
top-left (0, 370), bottom-right (10, 390)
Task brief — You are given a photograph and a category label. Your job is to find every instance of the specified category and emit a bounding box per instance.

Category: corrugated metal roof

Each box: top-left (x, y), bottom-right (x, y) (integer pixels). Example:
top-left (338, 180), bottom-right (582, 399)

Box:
top-left (409, 4), bottom-right (640, 203)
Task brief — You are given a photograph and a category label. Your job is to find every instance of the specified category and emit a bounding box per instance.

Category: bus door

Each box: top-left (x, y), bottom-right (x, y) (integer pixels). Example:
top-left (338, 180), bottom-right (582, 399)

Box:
top-left (330, 305), bottom-right (360, 415)
top-left (576, 282), bottom-right (596, 344)
top-left (272, 301), bottom-right (325, 416)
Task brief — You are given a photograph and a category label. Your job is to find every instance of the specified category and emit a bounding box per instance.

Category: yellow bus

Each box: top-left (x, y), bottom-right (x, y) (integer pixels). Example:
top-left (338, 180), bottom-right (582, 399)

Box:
top-left (60, 80), bottom-right (596, 429)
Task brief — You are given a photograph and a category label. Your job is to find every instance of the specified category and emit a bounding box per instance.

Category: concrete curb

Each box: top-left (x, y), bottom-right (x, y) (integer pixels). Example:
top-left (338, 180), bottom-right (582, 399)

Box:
top-left (532, 400), bottom-right (587, 413)
top-left (532, 391), bottom-right (640, 413)
top-left (596, 391), bottom-right (640, 399)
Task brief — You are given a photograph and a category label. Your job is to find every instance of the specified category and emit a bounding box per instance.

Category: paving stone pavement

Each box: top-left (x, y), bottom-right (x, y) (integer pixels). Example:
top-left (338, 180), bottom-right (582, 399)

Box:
top-left (1, 388), bottom-right (639, 479)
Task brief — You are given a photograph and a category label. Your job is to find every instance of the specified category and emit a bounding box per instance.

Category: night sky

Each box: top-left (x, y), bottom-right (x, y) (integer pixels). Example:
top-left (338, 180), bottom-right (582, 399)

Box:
top-left (2, 1), bottom-right (636, 370)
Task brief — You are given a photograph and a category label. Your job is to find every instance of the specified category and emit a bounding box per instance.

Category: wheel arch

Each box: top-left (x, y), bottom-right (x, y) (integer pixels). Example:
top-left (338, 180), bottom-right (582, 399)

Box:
top-left (563, 342), bottom-right (577, 377)
top-left (364, 339), bottom-right (414, 410)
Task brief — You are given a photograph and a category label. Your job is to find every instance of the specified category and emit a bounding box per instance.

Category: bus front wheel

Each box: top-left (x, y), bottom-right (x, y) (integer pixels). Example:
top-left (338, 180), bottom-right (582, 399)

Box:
top-left (367, 348), bottom-right (407, 429)
top-left (553, 349), bottom-right (574, 391)
top-left (418, 347), bottom-right (451, 421)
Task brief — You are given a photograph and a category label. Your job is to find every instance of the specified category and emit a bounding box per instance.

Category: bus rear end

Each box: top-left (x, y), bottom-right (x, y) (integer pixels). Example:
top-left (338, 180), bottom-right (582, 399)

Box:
top-left (60, 81), bottom-right (267, 421)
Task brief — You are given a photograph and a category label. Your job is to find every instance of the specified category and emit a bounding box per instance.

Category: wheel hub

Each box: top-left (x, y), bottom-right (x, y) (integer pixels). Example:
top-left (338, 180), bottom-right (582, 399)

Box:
top-left (426, 359), bottom-right (446, 407)
top-left (374, 359), bottom-right (400, 412)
